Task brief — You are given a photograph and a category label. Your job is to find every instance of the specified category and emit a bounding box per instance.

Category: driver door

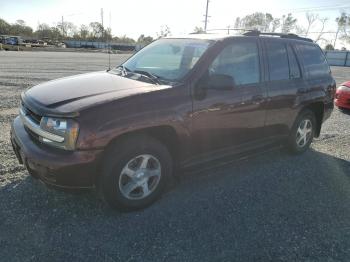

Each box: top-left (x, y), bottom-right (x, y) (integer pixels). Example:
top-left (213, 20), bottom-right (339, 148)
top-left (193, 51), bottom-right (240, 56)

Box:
top-left (190, 38), bottom-right (267, 156)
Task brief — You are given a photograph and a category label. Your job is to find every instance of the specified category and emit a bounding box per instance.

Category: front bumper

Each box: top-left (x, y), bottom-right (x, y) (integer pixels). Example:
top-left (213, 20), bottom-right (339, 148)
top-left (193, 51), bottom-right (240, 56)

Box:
top-left (11, 116), bottom-right (103, 189)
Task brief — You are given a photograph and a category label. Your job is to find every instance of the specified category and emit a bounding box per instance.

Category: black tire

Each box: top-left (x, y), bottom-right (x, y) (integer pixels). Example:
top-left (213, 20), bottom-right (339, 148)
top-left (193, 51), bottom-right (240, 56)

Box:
top-left (100, 134), bottom-right (173, 211)
top-left (287, 109), bottom-right (316, 154)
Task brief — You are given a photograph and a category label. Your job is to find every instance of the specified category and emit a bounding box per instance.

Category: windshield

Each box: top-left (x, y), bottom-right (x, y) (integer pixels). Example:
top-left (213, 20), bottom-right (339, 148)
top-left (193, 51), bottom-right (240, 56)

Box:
top-left (121, 38), bottom-right (213, 82)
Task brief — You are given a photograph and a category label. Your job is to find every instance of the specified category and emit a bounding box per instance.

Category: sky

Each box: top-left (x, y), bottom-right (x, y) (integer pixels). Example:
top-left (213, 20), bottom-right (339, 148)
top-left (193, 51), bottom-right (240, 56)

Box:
top-left (1, 0), bottom-right (350, 47)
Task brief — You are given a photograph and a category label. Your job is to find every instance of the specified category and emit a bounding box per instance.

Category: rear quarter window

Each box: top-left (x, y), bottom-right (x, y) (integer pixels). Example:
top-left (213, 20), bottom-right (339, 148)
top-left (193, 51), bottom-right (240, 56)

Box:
top-left (295, 43), bottom-right (330, 78)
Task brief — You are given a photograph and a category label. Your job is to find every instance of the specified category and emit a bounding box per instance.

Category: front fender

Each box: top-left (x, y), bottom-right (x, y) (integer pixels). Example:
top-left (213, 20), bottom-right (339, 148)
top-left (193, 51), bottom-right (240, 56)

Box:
top-left (76, 87), bottom-right (192, 151)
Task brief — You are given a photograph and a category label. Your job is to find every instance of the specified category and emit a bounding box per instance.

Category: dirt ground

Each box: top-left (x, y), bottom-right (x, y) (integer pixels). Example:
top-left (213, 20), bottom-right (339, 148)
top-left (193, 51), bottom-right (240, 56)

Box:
top-left (0, 51), bottom-right (349, 261)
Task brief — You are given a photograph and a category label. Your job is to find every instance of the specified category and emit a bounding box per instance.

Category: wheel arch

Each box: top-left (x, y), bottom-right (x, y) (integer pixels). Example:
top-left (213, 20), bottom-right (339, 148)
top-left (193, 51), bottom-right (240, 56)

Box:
top-left (98, 125), bottom-right (181, 174)
top-left (299, 101), bottom-right (324, 137)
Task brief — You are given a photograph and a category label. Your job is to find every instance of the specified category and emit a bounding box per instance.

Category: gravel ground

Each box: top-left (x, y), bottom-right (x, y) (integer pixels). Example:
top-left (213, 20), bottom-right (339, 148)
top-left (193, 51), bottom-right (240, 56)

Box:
top-left (0, 51), bottom-right (350, 262)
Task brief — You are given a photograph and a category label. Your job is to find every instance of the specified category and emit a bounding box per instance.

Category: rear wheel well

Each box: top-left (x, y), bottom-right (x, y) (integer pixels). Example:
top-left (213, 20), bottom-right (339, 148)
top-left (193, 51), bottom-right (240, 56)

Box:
top-left (302, 102), bottom-right (324, 137)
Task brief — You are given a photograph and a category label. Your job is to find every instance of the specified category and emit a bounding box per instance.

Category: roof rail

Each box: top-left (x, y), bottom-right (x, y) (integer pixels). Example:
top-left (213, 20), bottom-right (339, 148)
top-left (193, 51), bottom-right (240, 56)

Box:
top-left (204, 28), bottom-right (257, 34)
top-left (243, 30), bottom-right (313, 42)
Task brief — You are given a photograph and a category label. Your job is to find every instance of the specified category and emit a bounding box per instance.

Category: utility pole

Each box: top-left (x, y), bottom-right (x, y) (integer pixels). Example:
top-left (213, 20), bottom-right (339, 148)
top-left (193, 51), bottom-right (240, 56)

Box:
top-left (204, 0), bottom-right (210, 31)
top-left (61, 16), bottom-right (64, 39)
top-left (101, 8), bottom-right (104, 40)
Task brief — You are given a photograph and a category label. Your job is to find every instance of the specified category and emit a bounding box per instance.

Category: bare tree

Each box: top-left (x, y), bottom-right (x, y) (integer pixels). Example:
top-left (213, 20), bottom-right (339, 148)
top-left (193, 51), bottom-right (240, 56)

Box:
top-left (305, 12), bottom-right (319, 36)
top-left (281, 13), bottom-right (297, 33)
top-left (57, 21), bottom-right (76, 38)
top-left (15, 20), bottom-right (26, 27)
top-left (157, 25), bottom-right (171, 38)
top-left (79, 24), bottom-right (89, 40)
top-left (315, 17), bottom-right (328, 43)
top-left (271, 19), bottom-right (280, 32)
top-left (234, 17), bottom-right (241, 29)
top-left (89, 22), bottom-right (104, 39)
top-left (235, 13), bottom-right (280, 32)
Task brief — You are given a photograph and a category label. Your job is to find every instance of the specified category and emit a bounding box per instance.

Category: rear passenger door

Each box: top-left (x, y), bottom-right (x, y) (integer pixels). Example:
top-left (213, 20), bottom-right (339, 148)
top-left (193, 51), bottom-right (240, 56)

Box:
top-left (262, 39), bottom-right (307, 139)
top-left (294, 43), bottom-right (335, 110)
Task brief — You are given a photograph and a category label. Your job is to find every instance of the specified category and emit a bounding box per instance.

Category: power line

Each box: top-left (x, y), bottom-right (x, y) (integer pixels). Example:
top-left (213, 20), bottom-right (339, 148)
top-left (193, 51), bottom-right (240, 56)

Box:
top-left (283, 4), bottom-right (350, 13)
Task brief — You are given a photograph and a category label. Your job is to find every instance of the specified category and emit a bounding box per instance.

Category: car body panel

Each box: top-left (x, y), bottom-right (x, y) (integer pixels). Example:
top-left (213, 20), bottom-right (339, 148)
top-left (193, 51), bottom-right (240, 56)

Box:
top-left (23, 71), bottom-right (171, 115)
top-left (190, 37), bottom-right (267, 155)
top-left (11, 35), bottom-right (335, 189)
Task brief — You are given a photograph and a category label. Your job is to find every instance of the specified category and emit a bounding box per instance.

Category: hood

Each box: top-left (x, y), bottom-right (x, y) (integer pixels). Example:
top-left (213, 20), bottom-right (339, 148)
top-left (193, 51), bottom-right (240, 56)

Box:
top-left (23, 71), bottom-right (170, 115)
top-left (341, 81), bottom-right (350, 88)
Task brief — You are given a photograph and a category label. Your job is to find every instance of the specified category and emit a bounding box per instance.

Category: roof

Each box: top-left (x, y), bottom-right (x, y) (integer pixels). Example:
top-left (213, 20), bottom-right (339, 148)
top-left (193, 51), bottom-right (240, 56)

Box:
top-left (165, 31), bottom-right (314, 43)
top-left (165, 33), bottom-right (237, 41)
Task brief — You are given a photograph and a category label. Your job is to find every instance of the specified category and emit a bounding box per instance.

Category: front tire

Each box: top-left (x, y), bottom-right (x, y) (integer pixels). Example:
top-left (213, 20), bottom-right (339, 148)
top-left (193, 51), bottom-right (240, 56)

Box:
top-left (287, 109), bottom-right (316, 154)
top-left (100, 135), bottom-right (173, 211)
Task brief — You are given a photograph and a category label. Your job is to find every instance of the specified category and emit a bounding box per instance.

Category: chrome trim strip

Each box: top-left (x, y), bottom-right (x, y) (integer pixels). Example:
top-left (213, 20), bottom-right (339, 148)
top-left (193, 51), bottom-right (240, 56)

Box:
top-left (19, 108), bottom-right (65, 143)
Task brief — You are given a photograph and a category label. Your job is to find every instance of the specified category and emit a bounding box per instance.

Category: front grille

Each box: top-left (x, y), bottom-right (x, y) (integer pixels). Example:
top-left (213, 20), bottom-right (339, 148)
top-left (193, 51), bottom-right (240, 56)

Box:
top-left (21, 102), bottom-right (42, 143)
top-left (21, 103), bottom-right (42, 125)
top-left (24, 125), bottom-right (40, 140)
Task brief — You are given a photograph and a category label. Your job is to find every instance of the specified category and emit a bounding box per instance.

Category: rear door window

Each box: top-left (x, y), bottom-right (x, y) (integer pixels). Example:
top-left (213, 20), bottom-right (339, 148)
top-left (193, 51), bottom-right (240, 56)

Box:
top-left (296, 44), bottom-right (330, 78)
top-left (266, 41), bottom-right (289, 81)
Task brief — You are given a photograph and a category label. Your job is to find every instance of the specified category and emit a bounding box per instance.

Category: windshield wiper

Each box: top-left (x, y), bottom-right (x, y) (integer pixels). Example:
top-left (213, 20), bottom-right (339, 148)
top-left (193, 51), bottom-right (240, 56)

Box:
top-left (113, 66), bottom-right (163, 85)
top-left (132, 70), bottom-right (162, 85)
top-left (115, 65), bottom-right (131, 76)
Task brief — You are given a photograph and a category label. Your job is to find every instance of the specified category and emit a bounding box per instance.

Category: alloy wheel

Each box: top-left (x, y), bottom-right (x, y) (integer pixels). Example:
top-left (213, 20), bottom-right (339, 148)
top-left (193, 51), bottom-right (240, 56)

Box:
top-left (296, 119), bottom-right (313, 148)
top-left (118, 154), bottom-right (161, 200)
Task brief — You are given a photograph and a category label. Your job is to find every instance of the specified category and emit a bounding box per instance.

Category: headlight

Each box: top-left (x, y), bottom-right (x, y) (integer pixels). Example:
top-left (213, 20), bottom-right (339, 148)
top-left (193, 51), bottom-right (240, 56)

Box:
top-left (40, 117), bottom-right (79, 150)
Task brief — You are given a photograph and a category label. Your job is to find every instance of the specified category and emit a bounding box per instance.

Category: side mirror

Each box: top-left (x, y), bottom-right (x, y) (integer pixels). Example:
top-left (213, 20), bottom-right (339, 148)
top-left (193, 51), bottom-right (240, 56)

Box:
top-left (194, 73), bottom-right (235, 100)
top-left (208, 74), bottom-right (235, 90)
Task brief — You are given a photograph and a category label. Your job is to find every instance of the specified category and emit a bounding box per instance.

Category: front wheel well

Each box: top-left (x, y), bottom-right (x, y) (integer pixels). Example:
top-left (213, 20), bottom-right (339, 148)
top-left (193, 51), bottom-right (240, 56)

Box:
top-left (301, 102), bottom-right (324, 137)
top-left (100, 126), bottom-right (180, 168)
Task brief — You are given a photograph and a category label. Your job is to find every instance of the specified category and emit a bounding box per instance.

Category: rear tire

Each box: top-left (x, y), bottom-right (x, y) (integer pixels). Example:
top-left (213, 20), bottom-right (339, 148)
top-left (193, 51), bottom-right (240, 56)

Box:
top-left (100, 134), bottom-right (173, 211)
top-left (287, 109), bottom-right (316, 154)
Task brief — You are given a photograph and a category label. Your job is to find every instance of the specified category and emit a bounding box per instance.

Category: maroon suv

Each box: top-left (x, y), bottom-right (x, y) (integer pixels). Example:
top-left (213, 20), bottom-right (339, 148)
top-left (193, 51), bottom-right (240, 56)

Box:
top-left (11, 32), bottom-right (336, 210)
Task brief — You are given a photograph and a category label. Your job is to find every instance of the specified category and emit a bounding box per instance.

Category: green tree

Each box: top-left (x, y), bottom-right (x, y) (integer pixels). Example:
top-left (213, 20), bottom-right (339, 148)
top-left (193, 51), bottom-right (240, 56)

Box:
top-left (11, 20), bottom-right (33, 36)
top-left (334, 12), bottom-right (349, 46)
top-left (325, 44), bottom-right (335, 50)
top-left (0, 18), bottom-right (11, 35)
top-left (115, 35), bottom-right (135, 44)
top-left (192, 26), bottom-right (205, 34)
top-left (137, 34), bottom-right (153, 44)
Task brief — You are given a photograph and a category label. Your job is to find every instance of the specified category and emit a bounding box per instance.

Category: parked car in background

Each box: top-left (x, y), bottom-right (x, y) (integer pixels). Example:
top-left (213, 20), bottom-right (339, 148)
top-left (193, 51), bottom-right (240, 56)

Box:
top-left (335, 81), bottom-right (350, 110)
top-left (11, 32), bottom-right (336, 210)
top-left (4, 36), bottom-right (22, 45)
top-left (0, 36), bottom-right (27, 51)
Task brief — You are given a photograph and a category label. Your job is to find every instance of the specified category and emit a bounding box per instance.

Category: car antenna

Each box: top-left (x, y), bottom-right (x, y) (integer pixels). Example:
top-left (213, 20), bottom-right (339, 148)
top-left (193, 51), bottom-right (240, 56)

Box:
top-left (107, 11), bottom-right (111, 71)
